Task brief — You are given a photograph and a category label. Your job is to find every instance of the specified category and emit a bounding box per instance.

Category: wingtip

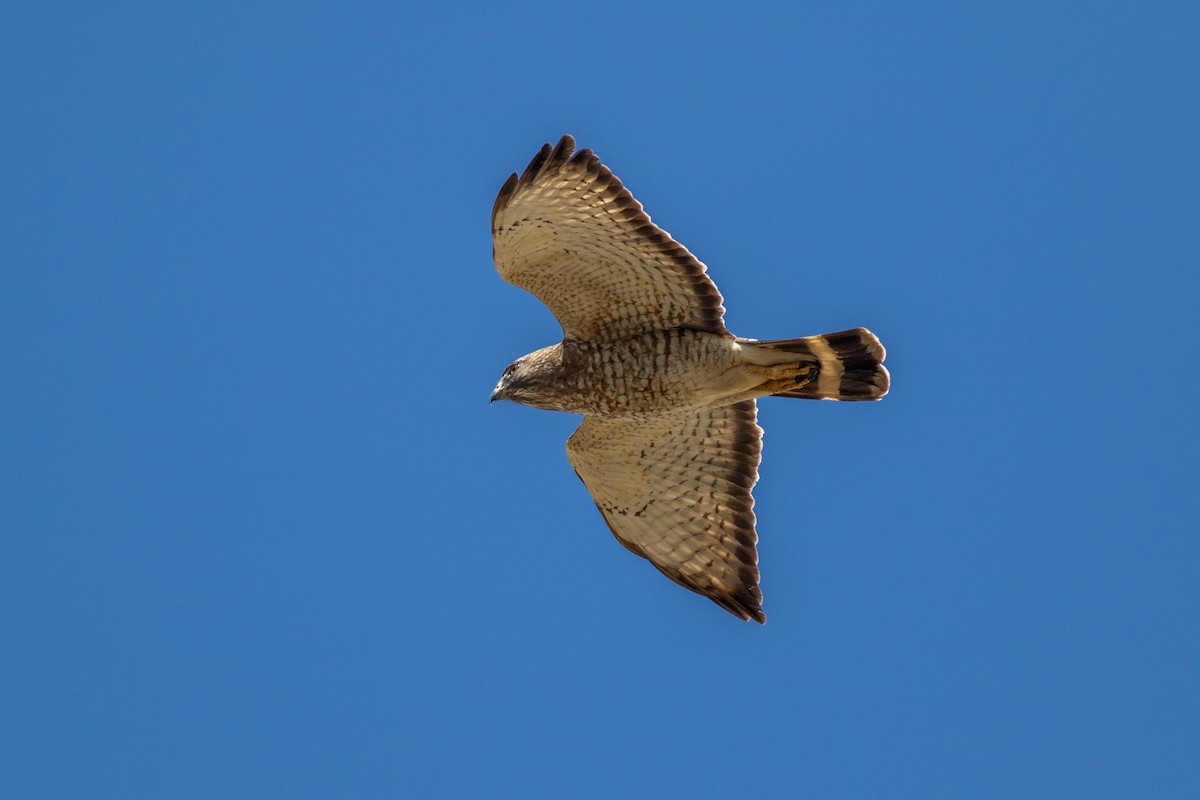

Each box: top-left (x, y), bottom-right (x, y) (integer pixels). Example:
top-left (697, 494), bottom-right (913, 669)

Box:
top-left (707, 576), bottom-right (765, 624)
top-left (496, 135), bottom-right (595, 223)
top-left (727, 595), bottom-right (767, 624)
top-left (550, 133), bottom-right (575, 159)
top-left (714, 598), bottom-right (766, 623)
top-left (512, 135), bottom-right (577, 195)
top-left (491, 172), bottom-right (519, 222)
top-left (520, 143), bottom-right (553, 184)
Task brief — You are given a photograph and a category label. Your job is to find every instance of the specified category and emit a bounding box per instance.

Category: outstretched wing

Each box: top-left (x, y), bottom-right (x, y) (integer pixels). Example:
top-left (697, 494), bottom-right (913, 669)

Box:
top-left (565, 401), bottom-right (765, 622)
top-left (492, 135), bottom-right (727, 342)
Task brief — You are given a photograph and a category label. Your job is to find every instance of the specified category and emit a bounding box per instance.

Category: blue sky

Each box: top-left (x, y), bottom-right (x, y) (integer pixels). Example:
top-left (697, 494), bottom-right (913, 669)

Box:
top-left (3, 3), bottom-right (1198, 797)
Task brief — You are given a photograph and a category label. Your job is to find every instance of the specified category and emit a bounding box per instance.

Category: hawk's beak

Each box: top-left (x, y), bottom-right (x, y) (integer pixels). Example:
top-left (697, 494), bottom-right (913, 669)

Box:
top-left (489, 385), bottom-right (504, 404)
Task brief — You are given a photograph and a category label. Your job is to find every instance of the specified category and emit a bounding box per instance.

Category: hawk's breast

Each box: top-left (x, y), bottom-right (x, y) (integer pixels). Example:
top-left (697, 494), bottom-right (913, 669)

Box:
top-left (560, 330), bottom-right (753, 419)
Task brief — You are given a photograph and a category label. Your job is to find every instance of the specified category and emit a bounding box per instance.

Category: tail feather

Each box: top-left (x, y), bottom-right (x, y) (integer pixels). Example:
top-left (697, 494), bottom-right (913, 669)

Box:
top-left (741, 327), bottom-right (889, 401)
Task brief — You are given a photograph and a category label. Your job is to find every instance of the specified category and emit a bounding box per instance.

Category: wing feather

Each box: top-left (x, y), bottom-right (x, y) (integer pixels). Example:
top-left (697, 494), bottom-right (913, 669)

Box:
top-left (565, 401), bottom-right (765, 622)
top-left (492, 135), bottom-right (727, 342)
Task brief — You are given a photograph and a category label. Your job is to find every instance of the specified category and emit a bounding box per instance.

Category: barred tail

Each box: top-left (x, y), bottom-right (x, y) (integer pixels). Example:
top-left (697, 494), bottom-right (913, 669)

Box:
top-left (742, 327), bottom-right (889, 401)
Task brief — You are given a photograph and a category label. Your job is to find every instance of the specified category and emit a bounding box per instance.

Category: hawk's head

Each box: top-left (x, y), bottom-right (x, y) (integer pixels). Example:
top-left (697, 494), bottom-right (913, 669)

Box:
top-left (490, 344), bottom-right (566, 410)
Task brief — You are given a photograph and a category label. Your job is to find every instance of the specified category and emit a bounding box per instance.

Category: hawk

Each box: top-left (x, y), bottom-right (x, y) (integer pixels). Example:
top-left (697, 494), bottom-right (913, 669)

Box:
top-left (489, 135), bottom-right (888, 623)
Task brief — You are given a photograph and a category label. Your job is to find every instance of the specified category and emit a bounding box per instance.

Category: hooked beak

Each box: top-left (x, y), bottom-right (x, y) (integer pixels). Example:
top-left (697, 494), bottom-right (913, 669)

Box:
top-left (489, 384), bottom-right (504, 404)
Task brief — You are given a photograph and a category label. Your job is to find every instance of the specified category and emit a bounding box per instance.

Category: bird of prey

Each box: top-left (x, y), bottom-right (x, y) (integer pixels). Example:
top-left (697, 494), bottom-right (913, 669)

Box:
top-left (489, 135), bottom-right (888, 623)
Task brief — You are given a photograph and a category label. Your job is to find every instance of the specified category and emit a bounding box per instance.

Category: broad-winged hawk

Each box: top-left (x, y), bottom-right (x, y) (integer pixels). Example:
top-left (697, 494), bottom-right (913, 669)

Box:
top-left (490, 135), bottom-right (888, 623)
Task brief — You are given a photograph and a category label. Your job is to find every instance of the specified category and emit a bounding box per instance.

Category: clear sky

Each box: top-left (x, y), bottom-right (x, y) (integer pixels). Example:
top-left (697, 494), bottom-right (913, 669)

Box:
top-left (3, 3), bottom-right (1198, 798)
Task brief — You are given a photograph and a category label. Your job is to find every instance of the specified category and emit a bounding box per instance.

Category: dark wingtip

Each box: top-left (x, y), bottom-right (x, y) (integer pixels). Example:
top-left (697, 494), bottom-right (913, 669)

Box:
top-left (710, 590), bottom-right (765, 623)
top-left (491, 172), bottom-right (519, 223)
top-left (519, 143), bottom-right (553, 187)
top-left (494, 135), bottom-right (583, 223)
top-left (548, 134), bottom-right (575, 166)
top-left (508, 135), bottom-right (578, 198)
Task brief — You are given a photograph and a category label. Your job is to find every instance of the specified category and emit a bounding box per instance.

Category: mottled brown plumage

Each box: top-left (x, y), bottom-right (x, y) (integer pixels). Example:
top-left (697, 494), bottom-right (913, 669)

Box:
top-left (490, 135), bottom-right (889, 623)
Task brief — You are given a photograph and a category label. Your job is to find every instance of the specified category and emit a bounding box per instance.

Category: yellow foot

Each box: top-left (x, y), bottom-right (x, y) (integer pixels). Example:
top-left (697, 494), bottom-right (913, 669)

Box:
top-left (763, 362), bottom-right (817, 394)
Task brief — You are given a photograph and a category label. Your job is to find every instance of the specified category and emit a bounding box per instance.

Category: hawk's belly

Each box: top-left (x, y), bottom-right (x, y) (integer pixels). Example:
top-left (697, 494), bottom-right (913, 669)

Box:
top-left (556, 331), bottom-right (759, 419)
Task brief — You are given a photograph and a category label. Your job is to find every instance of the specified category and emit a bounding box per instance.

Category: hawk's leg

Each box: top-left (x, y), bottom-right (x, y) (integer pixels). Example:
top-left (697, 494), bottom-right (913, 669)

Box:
top-left (759, 361), bottom-right (818, 395)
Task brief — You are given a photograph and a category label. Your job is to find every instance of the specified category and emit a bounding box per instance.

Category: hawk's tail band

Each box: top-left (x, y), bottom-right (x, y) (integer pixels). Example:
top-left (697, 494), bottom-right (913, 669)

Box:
top-left (743, 327), bottom-right (889, 401)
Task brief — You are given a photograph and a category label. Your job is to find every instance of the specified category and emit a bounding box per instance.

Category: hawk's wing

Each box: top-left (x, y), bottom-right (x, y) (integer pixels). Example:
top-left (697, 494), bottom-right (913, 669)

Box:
top-left (492, 135), bottom-right (727, 342)
top-left (565, 401), bottom-right (765, 622)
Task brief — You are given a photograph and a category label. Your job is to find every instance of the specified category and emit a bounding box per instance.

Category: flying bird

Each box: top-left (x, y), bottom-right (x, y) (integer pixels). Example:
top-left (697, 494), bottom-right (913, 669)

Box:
top-left (489, 135), bottom-right (888, 622)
